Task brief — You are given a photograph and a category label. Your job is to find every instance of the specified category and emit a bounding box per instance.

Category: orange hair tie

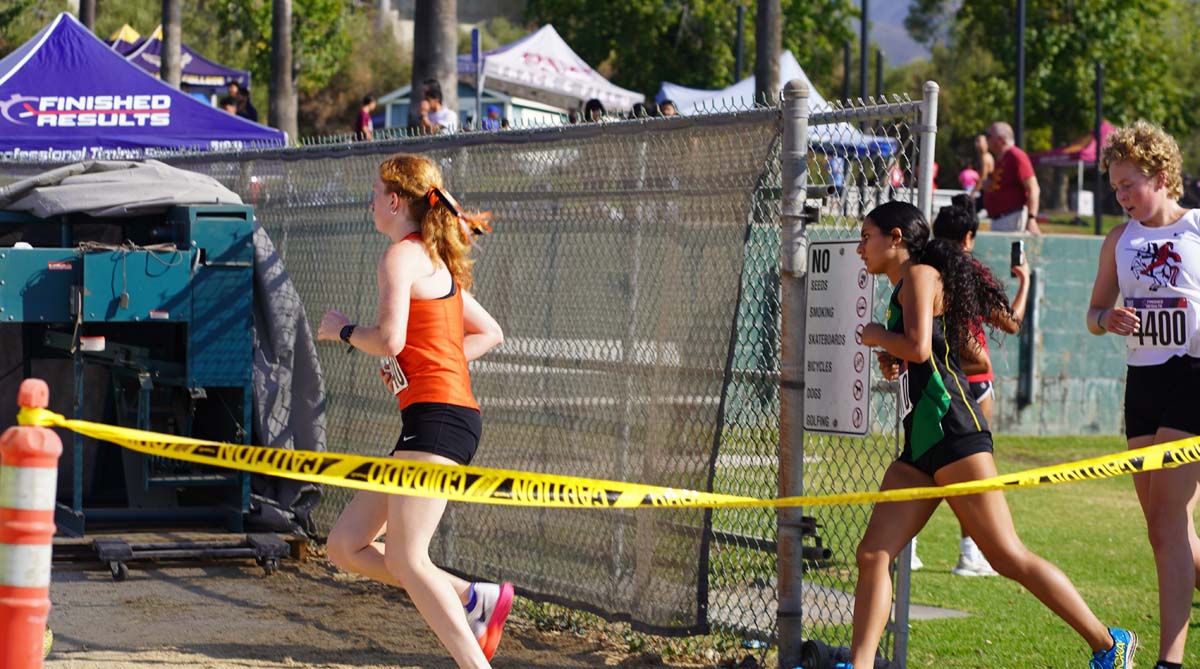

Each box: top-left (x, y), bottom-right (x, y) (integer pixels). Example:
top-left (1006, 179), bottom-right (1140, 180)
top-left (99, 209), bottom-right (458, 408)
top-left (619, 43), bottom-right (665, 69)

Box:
top-left (426, 186), bottom-right (493, 236)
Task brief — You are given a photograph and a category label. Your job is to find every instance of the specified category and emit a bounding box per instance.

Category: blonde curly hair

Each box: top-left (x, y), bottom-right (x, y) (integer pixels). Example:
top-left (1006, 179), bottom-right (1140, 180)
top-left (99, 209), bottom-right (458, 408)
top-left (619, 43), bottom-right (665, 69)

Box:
top-left (1101, 120), bottom-right (1183, 199)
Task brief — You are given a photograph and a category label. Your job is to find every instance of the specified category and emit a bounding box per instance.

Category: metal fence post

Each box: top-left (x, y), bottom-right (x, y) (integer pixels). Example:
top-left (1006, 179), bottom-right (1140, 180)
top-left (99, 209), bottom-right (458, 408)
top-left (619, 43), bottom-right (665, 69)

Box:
top-left (915, 81), bottom-right (940, 223)
top-left (892, 79), bottom-right (941, 669)
top-left (777, 78), bottom-right (810, 669)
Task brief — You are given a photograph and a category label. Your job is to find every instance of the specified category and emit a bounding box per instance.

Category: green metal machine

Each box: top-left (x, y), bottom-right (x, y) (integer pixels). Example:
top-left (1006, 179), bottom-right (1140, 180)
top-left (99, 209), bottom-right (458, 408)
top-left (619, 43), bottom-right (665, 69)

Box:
top-left (0, 204), bottom-right (255, 537)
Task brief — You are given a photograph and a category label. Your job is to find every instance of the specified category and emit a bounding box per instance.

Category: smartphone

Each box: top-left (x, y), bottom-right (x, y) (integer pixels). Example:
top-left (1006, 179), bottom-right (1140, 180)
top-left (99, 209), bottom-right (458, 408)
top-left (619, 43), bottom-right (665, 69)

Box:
top-left (1010, 240), bottom-right (1025, 268)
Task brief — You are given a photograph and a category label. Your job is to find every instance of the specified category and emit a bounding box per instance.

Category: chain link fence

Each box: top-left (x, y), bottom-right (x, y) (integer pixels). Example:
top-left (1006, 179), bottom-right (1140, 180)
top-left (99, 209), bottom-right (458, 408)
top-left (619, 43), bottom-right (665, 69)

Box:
top-left (162, 112), bottom-right (783, 637)
top-left (0, 85), bottom-right (935, 658)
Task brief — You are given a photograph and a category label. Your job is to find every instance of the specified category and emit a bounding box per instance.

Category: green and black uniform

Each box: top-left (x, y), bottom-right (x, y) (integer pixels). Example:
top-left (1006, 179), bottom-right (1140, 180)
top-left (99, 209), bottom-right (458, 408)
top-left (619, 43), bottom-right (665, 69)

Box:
top-left (887, 280), bottom-right (992, 476)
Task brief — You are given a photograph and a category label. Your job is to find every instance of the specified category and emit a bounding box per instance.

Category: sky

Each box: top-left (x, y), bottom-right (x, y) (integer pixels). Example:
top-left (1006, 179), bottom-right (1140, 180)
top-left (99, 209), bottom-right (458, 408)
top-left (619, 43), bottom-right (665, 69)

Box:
top-left (858, 0), bottom-right (932, 66)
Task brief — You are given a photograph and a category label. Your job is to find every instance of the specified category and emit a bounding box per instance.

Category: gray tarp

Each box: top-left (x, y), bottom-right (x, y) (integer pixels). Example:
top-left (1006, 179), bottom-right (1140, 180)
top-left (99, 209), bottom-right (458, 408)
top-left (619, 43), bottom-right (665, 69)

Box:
top-left (0, 160), bottom-right (325, 535)
top-left (0, 160), bottom-right (244, 217)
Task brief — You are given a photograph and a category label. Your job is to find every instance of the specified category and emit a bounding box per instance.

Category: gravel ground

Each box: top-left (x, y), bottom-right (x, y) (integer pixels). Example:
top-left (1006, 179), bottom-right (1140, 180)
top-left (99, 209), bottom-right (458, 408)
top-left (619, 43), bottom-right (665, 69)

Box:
top-left (44, 550), bottom-right (703, 669)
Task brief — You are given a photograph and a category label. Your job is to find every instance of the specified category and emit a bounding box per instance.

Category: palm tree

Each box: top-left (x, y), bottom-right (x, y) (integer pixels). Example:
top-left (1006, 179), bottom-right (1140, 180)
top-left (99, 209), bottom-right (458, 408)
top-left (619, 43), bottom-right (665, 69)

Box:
top-left (270, 0), bottom-right (299, 140)
top-left (754, 0), bottom-right (780, 105)
top-left (80, 0), bottom-right (95, 31)
top-left (409, 0), bottom-right (458, 129)
top-left (160, 0), bottom-right (182, 88)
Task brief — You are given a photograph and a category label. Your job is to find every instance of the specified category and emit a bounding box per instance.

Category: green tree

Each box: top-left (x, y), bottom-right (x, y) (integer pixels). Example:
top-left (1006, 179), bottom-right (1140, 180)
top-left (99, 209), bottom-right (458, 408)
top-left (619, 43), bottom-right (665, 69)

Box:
top-left (523, 0), bottom-right (855, 102)
top-left (1161, 0), bottom-right (1200, 174)
top-left (0, 0), bottom-right (67, 55)
top-left (907, 1), bottom-right (1187, 151)
top-left (901, 0), bottom-right (1196, 190)
top-left (962, 1), bottom-right (1184, 146)
top-left (206, 0), bottom-right (351, 100)
top-left (301, 8), bottom-right (411, 137)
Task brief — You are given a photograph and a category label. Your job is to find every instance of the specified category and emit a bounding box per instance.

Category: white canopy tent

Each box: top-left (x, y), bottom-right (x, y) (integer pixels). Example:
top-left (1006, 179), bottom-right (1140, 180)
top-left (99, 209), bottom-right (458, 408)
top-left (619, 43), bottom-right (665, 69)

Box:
top-left (457, 25), bottom-right (643, 113)
top-left (658, 51), bottom-right (897, 156)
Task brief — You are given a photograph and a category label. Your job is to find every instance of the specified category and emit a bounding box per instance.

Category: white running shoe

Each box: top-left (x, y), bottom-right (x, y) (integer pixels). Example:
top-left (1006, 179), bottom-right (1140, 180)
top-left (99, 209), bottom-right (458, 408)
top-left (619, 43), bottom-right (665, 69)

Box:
top-left (951, 554), bottom-right (998, 577)
top-left (465, 581), bottom-right (514, 660)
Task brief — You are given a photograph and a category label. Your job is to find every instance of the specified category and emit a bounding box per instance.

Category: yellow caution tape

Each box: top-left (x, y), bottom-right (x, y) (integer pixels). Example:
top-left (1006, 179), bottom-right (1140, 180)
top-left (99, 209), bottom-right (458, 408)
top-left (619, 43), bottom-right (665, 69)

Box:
top-left (18, 406), bottom-right (1200, 509)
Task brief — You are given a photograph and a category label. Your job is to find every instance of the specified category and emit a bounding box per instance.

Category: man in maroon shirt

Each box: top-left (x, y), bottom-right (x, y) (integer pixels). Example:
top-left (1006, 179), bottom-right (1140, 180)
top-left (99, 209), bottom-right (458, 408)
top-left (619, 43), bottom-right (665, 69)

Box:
top-left (982, 122), bottom-right (1042, 235)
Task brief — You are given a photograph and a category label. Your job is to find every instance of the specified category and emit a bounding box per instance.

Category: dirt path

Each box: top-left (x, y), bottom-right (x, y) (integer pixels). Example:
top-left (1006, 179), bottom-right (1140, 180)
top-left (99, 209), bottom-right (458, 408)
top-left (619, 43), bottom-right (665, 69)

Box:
top-left (45, 554), bottom-right (702, 669)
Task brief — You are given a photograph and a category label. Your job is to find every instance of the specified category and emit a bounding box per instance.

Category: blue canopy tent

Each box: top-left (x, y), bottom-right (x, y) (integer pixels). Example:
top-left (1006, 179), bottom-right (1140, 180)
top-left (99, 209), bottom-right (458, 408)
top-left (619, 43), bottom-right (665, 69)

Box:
top-left (124, 26), bottom-right (251, 90)
top-left (658, 51), bottom-right (897, 157)
top-left (0, 13), bottom-right (284, 159)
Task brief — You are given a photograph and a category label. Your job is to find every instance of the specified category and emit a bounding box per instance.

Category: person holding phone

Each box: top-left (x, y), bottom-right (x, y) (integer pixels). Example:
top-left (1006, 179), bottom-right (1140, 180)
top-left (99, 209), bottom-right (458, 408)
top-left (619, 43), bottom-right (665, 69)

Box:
top-left (1087, 121), bottom-right (1200, 669)
top-left (887, 194), bottom-right (1031, 577)
top-left (317, 154), bottom-right (510, 668)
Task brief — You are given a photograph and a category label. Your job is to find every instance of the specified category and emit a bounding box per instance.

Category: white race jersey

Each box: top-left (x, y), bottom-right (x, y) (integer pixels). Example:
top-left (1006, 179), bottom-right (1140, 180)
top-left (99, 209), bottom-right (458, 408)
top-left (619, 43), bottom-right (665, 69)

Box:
top-left (1115, 209), bottom-right (1200, 365)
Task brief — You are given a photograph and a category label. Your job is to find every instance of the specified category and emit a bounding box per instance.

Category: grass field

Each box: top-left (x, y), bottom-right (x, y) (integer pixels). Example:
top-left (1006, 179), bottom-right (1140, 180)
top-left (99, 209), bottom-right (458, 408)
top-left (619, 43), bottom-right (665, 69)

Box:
top-left (900, 434), bottom-right (1193, 668)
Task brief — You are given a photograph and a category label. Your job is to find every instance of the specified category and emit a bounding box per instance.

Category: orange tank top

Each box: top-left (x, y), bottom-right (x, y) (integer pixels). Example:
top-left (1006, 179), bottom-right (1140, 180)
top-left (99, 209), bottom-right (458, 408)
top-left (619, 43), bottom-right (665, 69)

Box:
top-left (393, 234), bottom-right (479, 411)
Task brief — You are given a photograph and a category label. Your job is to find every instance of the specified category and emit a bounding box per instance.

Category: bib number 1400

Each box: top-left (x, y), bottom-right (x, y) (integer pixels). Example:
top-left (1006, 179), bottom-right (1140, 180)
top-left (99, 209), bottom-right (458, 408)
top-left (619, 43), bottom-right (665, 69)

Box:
top-left (1134, 309), bottom-right (1187, 348)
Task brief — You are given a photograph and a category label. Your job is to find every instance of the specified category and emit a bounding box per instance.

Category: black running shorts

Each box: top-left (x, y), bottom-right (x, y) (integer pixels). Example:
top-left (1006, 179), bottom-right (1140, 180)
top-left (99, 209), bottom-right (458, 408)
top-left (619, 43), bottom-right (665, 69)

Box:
top-left (1124, 355), bottom-right (1200, 439)
top-left (392, 402), bottom-right (482, 466)
top-left (897, 431), bottom-right (994, 477)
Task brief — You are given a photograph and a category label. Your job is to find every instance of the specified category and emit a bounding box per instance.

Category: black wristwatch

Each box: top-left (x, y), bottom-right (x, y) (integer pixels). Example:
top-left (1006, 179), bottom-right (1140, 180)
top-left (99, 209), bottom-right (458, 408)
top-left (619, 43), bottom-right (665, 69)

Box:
top-left (339, 324), bottom-right (357, 346)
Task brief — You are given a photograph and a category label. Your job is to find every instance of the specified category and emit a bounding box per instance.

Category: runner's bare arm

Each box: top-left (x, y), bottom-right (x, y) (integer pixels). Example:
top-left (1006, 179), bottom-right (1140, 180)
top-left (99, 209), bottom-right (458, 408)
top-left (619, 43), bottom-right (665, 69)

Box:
top-left (989, 260), bottom-right (1030, 334)
top-left (1087, 223), bottom-right (1139, 336)
top-left (860, 264), bottom-right (935, 364)
top-left (461, 290), bottom-right (503, 362)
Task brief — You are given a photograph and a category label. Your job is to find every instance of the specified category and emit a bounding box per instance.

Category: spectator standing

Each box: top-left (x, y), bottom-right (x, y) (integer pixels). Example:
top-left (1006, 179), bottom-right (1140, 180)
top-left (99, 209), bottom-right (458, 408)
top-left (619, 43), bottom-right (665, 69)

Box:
top-left (969, 134), bottom-right (998, 194)
top-left (659, 99), bottom-right (678, 117)
top-left (630, 101), bottom-right (658, 119)
top-left (358, 96), bottom-right (377, 141)
top-left (182, 83), bottom-right (211, 105)
top-left (971, 133), bottom-right (995, 211)
top-left (481, 105), bottom-right (501, 131)
top-left (982, 122), bottom-right (1041, 235)
top-left (829, 155), bottom-right (846, 199)
top-left (239, 85), bottom-right (259, 123)
top-left (418, 80), bottom-right (458, 134)
top-left (930, 194), bottom-right (1031, 577)
top-left (583, 98), bottom-right (606, 123)
top-left (958, 166), bottom-right (980, 192)
top-left (219, 97), bottom-right (238, 115)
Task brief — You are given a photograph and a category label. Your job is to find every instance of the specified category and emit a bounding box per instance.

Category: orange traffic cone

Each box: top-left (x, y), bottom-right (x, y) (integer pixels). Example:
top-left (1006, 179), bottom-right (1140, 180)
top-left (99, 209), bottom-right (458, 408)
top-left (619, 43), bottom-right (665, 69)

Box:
top-left (0, 379), bottom-right (61, 669)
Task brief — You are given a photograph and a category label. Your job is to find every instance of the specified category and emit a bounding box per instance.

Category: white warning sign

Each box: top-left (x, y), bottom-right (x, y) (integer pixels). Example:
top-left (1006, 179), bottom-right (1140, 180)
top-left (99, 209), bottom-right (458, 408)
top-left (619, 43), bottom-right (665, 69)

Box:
top-left (803, 240), bottom-right (874, 436)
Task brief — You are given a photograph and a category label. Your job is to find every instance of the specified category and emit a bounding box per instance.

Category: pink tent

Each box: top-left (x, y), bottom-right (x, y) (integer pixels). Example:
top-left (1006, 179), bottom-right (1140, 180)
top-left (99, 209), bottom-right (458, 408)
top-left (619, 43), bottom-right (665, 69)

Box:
top-left (1031, 120), bottom-right (1115, 167)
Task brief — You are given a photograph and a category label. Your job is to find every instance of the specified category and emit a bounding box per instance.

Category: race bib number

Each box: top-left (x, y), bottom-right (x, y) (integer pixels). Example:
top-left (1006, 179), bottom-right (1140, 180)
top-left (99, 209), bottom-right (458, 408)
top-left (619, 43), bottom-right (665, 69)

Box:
top-left (898, 365), bottom-right (913, 419)
top-left (380, 357), bottom-right (409, 396)
top-left (1126, 297), bottom-right (1191, 350)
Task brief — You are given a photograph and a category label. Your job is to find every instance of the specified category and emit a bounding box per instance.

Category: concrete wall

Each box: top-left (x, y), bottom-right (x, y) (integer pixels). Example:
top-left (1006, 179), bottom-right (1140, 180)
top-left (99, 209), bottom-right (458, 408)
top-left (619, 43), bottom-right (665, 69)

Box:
top-left (971, 233), bottom-right (1127, 435)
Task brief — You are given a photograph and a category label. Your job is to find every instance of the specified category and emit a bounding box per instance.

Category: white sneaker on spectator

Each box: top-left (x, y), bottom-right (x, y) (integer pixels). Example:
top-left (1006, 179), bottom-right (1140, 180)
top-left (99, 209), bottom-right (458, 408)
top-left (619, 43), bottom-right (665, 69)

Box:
top-left (908, 539), bottom-right (923, 571)
top-left (952, 537), bottom-right (997, 576)
top-left (952, 554), bottom-right (998, 576)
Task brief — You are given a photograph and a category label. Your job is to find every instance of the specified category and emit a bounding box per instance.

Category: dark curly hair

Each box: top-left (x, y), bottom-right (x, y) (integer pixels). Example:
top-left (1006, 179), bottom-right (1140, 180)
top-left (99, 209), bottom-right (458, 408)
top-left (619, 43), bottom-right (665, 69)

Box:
top-left (867, 201), bottom-right (1011, 354)
top-left (932, 194), bottom-right (979, 244)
